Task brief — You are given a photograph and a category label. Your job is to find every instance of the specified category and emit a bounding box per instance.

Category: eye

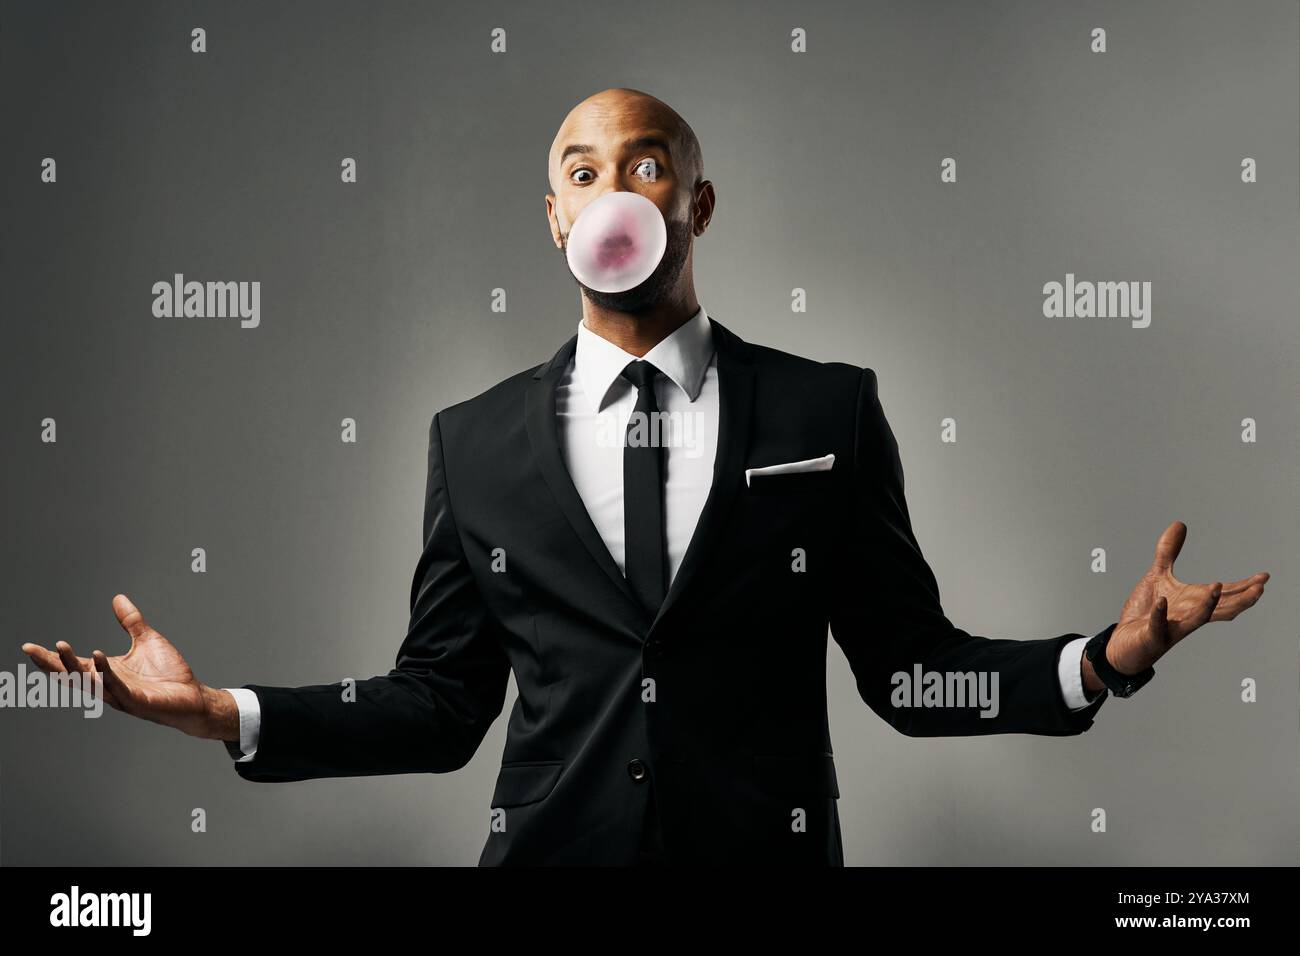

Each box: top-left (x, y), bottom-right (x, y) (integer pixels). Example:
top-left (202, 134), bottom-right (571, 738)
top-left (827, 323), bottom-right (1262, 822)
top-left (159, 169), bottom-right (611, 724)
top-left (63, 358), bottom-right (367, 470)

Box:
top-left (570, 167), bottom-right (594, 185)
top-left (633, 158), bottom-right (660, 182)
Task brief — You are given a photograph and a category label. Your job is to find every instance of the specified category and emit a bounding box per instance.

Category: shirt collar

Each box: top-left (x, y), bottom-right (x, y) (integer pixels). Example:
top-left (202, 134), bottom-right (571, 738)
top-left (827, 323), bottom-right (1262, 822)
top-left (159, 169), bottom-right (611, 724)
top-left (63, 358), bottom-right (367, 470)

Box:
top-left (574, 304), bottom-right (714, 413)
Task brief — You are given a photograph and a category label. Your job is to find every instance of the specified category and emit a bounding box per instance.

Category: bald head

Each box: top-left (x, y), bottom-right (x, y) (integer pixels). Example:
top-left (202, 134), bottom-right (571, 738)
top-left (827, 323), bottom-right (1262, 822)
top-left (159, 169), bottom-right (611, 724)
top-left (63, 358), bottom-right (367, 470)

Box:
top-left (547, 88), bottom-right (704, 197)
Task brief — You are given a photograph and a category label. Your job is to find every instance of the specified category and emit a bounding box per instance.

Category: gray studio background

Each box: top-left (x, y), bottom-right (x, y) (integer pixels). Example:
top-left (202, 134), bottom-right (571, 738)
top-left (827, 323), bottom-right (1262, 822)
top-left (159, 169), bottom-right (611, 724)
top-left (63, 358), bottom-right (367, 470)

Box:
top-left (2, 0), bottom-right (1297, 865)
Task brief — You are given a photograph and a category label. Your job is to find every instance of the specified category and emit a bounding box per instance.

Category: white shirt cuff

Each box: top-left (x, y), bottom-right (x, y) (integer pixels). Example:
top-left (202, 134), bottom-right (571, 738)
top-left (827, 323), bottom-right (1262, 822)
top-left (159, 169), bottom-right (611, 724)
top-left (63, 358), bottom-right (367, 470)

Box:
top-left (1057, 636), bottom-right (1096, 711)
top-left (224, 687), bottom-right (261, 762)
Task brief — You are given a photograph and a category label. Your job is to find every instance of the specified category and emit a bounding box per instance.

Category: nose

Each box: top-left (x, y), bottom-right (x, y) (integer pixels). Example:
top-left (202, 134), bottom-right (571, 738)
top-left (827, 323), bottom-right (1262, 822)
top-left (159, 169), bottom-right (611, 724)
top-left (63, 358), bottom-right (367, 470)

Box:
top-left (572, 184), bottom-right (642, 227)
top-left (588, 184), bottom-right (634, 205)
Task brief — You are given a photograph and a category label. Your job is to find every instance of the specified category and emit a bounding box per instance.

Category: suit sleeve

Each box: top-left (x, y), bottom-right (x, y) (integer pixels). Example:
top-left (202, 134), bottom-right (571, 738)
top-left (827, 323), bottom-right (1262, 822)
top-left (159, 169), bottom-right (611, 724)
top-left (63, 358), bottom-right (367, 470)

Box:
top-left (828, 367), bottom-right (1109, 737)
top-left (230, 412), bottom-right (511, 782)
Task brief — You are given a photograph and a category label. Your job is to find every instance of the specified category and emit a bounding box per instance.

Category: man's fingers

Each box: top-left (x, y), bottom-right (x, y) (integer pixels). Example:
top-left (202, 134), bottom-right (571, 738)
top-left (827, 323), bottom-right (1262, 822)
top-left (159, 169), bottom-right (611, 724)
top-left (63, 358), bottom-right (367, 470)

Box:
top-left (20, 642), bottom-right (122, 708)
top-left (55, 641), bottom-right (91, 674)
top-left (1210, 582), bottom-right (1265, 622)
top-left (1218, 571), bottom-right (1269, 596)
top-left (112, 593), bottom-right (148, 646)
top-left (1178, 583), bottom-right (1223, 639)
top-left (75, 652), bottom-right (121, 710)
top-left (92, 651), bottom-right (133, 714)
top-left (20, 642), bottom-right (68, 674)
top-left (1148, 595), bottom-right (1170, 649)
top-left (93, 675), bottom-right (123, 711)
top-left (1151, 521), bottom-right (1188, 575)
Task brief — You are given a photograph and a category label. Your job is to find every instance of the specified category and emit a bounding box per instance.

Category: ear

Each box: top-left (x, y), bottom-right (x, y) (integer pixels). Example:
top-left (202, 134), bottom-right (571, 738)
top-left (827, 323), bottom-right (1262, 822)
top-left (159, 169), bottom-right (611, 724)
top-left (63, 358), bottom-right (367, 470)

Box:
top-left (692, 180), bottom-right (716, 236)
top-left (545, 193), bottom-right (563, 248)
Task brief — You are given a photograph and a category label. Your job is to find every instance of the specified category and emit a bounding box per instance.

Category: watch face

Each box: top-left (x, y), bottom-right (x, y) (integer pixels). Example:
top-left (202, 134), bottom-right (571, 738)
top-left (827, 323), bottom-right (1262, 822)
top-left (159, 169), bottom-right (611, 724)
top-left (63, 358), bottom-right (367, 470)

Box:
top-left (1111, 668), bottom-right (1153, 698)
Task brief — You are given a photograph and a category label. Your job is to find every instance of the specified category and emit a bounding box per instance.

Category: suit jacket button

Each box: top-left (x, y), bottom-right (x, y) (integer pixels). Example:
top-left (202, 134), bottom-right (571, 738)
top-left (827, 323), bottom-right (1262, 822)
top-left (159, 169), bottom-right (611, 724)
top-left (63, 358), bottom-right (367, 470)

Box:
top-left (646, 639), bottom-right (665, 660)
top-left (627, 758), bottom-right (648, 781)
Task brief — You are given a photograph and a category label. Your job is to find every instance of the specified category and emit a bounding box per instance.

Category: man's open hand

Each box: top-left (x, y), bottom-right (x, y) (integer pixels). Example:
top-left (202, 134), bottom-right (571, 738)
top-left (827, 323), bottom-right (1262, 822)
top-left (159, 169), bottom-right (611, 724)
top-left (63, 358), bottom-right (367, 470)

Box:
top-left (1085, 521), bottom-right (1269, 690)
top-left (20, 594), bottom-right (239, 740)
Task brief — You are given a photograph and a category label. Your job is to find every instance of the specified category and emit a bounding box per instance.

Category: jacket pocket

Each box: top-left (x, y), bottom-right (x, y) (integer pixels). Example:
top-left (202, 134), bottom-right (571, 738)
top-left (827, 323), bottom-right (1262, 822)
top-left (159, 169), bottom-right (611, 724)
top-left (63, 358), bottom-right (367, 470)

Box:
top-left (490, 760), bottom-right (565, 808)
top-left (746, 469), bottom-right (835, 496)
top-left (752, 752), bottom-right (840, 799)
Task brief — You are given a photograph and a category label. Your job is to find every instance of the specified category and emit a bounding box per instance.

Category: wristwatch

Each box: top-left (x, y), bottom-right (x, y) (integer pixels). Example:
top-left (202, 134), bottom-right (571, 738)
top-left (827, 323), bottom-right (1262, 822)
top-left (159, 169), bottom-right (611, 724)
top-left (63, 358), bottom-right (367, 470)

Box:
top-left (1084, 622), bottom-right (1154, 698)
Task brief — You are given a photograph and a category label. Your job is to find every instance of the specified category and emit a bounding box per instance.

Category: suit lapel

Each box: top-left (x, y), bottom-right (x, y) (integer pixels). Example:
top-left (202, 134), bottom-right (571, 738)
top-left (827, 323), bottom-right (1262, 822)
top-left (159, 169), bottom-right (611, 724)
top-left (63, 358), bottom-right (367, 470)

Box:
top-left (648, 317), bottom-right (755, 636)
top-left (524, 316), bottom-right (757, 637)
top-left (525, 333), bottom-right (648, 618)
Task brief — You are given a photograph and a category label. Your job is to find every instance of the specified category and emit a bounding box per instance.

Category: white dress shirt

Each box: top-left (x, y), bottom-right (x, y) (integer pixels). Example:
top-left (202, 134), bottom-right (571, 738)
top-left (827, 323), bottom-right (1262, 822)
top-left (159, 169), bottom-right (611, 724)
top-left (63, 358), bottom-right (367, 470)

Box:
top-left (558, 303), bottom-right (719, 584)
top-left (226, 304), bottom-right (1095, 762)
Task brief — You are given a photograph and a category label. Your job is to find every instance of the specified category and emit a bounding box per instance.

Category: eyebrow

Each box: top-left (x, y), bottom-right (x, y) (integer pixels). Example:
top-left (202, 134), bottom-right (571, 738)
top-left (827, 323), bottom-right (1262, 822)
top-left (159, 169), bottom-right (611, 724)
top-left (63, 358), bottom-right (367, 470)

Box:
top-left (559, 135), bottom-right (674, 166)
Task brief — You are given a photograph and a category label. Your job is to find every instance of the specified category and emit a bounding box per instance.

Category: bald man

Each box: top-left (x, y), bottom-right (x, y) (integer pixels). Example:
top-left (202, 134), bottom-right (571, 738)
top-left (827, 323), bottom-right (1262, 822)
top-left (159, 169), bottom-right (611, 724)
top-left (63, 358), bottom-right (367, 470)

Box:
top-left (23, 88), bottom-right (1268, 866)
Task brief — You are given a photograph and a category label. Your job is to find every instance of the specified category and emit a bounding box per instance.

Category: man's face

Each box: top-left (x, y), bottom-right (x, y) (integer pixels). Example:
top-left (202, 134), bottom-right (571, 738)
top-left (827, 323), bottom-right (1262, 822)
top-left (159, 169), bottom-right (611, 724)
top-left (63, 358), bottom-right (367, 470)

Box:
top-left (547, 98), bottom-right (704, 313)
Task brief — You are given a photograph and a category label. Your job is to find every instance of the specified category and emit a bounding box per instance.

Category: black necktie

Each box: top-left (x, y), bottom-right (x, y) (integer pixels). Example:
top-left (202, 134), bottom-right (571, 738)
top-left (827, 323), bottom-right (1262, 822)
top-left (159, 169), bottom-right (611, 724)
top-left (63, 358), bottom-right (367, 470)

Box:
top-left (620, 359), bottom-right (667, 614)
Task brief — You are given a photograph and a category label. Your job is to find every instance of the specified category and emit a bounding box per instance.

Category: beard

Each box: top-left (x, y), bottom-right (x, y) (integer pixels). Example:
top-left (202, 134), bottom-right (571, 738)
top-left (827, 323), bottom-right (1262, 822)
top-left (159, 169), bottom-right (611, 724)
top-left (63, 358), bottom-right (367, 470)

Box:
top-left (559, 216), bottom-right (693, 314)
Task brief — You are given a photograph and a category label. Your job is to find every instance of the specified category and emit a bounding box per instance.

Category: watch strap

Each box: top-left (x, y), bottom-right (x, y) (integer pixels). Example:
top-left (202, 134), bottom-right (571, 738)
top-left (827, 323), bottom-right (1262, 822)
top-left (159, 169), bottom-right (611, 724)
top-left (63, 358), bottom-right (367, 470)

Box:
top-left (1084, 622), bottom-right (1154, 698)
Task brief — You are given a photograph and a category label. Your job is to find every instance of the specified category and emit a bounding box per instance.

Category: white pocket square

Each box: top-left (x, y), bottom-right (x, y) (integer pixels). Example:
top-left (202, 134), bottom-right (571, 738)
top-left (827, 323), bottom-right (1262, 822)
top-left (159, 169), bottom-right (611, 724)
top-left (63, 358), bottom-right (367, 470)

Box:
top-left (744, 453), bottom-right (836, 487)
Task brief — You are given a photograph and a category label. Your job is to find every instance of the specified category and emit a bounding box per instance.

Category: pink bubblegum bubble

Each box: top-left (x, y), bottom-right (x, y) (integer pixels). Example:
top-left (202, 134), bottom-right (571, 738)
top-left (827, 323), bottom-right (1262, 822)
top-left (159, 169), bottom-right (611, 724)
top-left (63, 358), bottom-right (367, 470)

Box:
top-left (564, 191), bottom-right (668, 293)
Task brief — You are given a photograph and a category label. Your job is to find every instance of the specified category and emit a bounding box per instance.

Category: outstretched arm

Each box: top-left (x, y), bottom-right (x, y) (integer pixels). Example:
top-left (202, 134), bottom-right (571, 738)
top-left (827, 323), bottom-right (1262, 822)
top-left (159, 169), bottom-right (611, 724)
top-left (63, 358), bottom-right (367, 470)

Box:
top-left (22, 412), bottom-right (511, 782)
top-left (830, 367), bottom-right (1108, 737)
top-left (829, 369), bottom-right (1268, 737)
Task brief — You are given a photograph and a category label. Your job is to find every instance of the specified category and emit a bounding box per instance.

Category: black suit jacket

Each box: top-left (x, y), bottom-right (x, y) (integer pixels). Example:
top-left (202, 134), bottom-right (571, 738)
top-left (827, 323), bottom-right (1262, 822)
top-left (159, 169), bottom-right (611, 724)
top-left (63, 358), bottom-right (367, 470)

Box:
top-left (230, 316), bottom-right (1109, 865)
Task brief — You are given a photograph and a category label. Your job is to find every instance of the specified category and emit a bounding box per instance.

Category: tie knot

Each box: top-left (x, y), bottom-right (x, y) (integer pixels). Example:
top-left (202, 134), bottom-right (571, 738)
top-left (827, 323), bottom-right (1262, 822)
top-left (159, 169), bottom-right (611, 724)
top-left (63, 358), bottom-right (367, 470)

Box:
top-left (620, 359), bottom-right (660, 391)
